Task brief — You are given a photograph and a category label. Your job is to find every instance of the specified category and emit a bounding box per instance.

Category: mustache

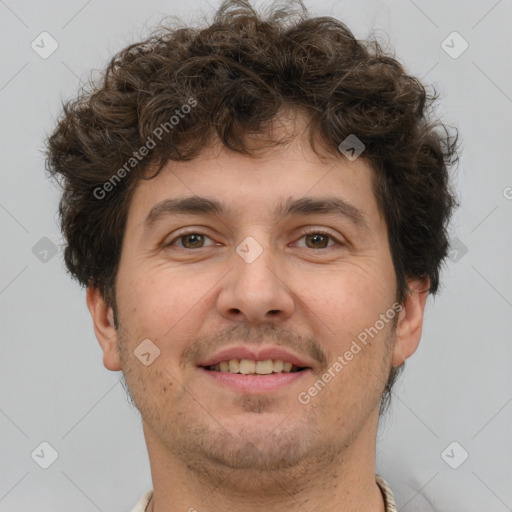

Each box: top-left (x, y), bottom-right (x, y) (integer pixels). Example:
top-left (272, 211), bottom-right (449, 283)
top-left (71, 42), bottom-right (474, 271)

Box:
top-left (181, 323), bottom-right (328, 369)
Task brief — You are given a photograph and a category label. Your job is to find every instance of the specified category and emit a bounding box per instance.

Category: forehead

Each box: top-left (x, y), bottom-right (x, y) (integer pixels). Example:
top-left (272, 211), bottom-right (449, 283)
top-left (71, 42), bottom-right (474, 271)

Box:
top-left (125, 121), bottom-right (383, 234)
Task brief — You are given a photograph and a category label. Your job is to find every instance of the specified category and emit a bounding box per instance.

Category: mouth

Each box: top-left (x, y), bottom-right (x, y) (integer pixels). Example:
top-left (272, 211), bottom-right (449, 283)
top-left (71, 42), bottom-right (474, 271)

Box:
top-left (203, 358), bottom-right (308, 374)
top-left (198, 358), bottom-right (312, 394)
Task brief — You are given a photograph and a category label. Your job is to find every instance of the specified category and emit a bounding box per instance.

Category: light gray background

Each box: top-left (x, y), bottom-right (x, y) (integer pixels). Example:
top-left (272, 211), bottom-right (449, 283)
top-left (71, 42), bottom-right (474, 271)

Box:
top-left (1, 0), bottom-right (511, 511)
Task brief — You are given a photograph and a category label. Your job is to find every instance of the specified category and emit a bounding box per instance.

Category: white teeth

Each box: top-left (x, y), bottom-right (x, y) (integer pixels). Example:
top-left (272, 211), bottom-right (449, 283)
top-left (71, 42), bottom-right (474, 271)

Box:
top-left (239, 359), bottom-right (256, 374)
top-left (208, 358), bottom-right (302, 374)
top-left (272, 359), bottom-right (284, 372)
top-left (255, 360), bottom-right (273, 374)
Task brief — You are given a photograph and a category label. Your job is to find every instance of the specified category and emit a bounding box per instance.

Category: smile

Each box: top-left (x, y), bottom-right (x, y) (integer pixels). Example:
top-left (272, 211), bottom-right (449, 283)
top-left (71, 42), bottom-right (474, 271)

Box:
top-left (199, 360), bottom-right (311, 394)
top-left (205, 358), bottom-right (306, 374)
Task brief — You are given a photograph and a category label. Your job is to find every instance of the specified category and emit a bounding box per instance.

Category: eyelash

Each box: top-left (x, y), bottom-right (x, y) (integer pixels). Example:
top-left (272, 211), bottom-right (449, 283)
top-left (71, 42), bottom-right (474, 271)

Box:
top-left (166, 228), bottom-right (344, 250)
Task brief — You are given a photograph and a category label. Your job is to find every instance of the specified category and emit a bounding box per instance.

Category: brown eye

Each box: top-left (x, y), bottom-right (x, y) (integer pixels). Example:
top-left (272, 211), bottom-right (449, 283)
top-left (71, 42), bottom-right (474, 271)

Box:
top-left (304, 233), bottom-right (330, 249)
top-left (181, 233), bottom-right (205, 248)
top-left (294, 230), bottom-right (341, 250)
top-left (167, 232), bottom-right (215, 249)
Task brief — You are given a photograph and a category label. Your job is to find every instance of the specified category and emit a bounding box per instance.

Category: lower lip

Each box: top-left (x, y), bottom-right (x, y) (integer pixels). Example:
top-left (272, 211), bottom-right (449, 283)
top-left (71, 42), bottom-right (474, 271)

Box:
top-left (198, 367), bottom-right (311, 394)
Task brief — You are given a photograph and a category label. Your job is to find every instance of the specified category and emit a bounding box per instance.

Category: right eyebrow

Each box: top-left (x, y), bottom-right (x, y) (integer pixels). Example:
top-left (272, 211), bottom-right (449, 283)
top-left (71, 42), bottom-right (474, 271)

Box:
top-left (144, 196), bottom-right (229, 232)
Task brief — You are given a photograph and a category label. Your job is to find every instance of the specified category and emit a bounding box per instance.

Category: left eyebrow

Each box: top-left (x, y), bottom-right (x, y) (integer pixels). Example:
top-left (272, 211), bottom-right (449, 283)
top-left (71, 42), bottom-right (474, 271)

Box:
top-left (278, 196), bottom-right (370, 232)
top-left (143, 195), bottom-right (370, 232)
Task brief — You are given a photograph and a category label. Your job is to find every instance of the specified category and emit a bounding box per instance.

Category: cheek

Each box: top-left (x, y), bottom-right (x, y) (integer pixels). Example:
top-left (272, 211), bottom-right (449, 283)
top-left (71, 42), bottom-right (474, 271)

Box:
top-left (294, 262), bottom-right (390, 341)
top-left (293, 263), bottom-right (395, 405)
top-left (116, 268), bottom-right (211, 354)
top-left (115, 270), bottom-right (168, 346)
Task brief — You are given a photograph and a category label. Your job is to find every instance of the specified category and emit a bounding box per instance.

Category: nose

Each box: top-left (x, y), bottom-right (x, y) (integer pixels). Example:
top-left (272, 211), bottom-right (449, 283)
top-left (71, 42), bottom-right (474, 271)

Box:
top-left (216, 235), bottom-right (295, 325)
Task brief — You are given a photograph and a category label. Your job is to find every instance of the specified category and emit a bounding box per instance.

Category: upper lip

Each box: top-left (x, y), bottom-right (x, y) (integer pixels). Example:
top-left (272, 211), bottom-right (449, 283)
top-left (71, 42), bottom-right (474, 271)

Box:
top-left (198, 346), bottom-right (314, 369)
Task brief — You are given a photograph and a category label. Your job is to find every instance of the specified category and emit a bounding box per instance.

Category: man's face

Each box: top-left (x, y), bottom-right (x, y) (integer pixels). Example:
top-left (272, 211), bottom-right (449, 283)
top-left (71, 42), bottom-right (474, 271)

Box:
top-left (95, 124), bottom-right (410, 482)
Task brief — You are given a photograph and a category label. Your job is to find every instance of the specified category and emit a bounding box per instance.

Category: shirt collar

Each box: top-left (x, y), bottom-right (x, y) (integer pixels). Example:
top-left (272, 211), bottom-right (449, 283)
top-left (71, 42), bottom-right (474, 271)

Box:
top-left (376, 474), bottom-right (398, 512)
top-left (134, 475), bottom-right (398, 512)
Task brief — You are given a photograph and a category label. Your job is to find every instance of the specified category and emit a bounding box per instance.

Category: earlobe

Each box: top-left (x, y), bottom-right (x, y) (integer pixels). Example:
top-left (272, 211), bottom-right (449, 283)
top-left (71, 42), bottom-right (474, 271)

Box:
top-left (391, 278), bottom-right (430, 368)
top-left (86, 285), bottom-right (123, 372)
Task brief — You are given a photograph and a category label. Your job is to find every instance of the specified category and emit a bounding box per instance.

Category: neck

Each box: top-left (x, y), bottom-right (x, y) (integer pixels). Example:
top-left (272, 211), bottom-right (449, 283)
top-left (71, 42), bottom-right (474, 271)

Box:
top-left (142, 416), bottom-right (386, 512)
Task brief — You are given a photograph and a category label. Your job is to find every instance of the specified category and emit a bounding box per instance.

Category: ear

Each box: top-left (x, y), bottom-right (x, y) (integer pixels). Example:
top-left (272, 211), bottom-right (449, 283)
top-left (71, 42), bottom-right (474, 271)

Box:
top-left (392, 277), bottom-right (430, 367)
top-left (86, 285), bottom-right (122, 371)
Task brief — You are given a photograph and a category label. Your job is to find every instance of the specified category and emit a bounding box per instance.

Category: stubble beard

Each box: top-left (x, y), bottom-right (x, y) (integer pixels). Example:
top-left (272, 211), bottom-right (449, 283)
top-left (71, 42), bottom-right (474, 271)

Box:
top-left (115, 317), bottom-right (397, 494)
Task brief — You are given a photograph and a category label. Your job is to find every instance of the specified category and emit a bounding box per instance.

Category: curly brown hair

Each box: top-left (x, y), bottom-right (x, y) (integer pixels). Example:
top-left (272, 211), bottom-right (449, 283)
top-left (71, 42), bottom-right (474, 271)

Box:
top-left (45, 0), bottom-right (459, 409)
